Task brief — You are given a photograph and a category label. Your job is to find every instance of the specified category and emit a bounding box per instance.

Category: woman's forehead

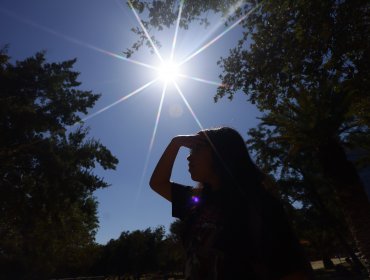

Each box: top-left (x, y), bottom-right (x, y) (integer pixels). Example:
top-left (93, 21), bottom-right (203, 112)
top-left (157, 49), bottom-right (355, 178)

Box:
top-left (190, 141), bottom-right (211, 155)
top-left (190, 145), bottom-right (212, 156)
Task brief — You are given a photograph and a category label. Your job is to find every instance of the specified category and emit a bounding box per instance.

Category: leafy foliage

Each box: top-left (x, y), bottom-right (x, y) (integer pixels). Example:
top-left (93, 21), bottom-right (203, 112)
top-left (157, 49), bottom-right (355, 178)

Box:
top-left (93, 225), bottom-right (185, 276)
top-left (0, 47), bottom-right (118, 279)
top-left (123, 0), bottom-right (244, 57)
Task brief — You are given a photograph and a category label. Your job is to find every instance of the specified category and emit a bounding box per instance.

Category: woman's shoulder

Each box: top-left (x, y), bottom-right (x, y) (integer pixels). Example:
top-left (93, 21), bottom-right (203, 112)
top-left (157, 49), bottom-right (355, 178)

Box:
top-left (171, 182), bottom-right (193, 192)
top-left (171, 182), bottom-right (200, 200)
top-left (171, 182), bottom-right (199, 219)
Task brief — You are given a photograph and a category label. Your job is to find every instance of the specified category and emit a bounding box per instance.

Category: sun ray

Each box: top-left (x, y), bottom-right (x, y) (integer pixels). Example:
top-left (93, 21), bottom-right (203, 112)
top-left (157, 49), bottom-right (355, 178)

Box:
top-left (178, 73), bottom-right (227, 88)
top-left (170, 0), bottom-right (184, 61)
top-left (135, 82), bottom-right (167, 204)
top-left (127, 0), bottom-right (164, 63)
top-left (148, 82), bottom-right (167, 156)
top-left (173, 81), bottom-right (205, 131)
top-left (179, 3), bottom-right (261, 66)
top-left (80, 78), bottom-right (158, 123)
top-left (0, 7), bottom-right (156, 71)
top-left (99, 49), bottom-right (158, 70)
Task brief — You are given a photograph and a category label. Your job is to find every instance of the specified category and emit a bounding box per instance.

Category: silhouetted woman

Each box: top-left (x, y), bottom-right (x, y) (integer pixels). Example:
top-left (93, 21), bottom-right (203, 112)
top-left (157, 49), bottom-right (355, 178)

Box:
top-left (150, 127), bottom-right (313, 279)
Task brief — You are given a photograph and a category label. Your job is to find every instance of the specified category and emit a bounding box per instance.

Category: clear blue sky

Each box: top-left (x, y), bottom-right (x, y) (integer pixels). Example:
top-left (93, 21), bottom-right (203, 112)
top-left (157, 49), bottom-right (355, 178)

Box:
top-left (0, 0), bottom-right (261, 244)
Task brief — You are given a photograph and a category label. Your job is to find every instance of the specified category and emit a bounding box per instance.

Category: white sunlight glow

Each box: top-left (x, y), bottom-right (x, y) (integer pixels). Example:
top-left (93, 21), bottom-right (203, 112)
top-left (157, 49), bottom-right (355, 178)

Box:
top-left (157, 60), bottom-right (180, 82)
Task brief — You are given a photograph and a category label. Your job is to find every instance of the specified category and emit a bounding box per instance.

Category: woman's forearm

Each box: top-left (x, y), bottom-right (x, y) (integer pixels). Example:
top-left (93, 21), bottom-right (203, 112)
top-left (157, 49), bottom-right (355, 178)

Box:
top-left (149, 137), bottom-right (182, 201)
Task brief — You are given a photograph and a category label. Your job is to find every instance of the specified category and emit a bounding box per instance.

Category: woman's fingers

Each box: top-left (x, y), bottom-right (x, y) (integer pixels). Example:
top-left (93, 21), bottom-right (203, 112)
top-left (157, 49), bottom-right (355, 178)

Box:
top-left (173, 135), bottom-right (207, 149)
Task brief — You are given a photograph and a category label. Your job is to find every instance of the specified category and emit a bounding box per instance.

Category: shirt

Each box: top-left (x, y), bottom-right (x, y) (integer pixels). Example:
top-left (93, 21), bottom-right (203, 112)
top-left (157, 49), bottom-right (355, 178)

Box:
top-left (171, 182), bottom-right (313, 280)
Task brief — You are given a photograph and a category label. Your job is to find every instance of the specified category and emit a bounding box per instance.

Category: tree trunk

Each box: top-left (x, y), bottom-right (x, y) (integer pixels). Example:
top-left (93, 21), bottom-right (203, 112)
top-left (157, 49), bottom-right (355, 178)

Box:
top-left (318, 138), bottom-right (370, 275)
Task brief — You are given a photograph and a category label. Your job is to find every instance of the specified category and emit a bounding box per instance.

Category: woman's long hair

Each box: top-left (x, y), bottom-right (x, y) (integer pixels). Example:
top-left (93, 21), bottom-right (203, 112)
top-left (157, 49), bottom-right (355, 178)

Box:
top-left (198, 127), bottom-right (265, 197)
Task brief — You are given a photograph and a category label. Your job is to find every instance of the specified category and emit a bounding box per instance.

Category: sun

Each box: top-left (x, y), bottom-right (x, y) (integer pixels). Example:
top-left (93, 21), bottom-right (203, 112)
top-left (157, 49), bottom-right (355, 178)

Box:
top-left (157, 59), bottom-right (180, 83)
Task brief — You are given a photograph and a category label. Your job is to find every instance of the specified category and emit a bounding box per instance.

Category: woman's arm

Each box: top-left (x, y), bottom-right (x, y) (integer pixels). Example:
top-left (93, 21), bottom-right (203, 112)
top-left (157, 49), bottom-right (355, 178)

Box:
top-left (149, 137), bottom-right (182, 201)
top-left (149, 135), bottom-right (204, 202)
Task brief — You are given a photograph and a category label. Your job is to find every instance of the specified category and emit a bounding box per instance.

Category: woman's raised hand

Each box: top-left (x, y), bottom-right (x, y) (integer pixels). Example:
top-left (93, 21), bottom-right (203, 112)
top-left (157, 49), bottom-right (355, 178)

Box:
top-left (150, 133), bottom-right (208, 202)
top-left (172, 134), bottom-right (208, 150)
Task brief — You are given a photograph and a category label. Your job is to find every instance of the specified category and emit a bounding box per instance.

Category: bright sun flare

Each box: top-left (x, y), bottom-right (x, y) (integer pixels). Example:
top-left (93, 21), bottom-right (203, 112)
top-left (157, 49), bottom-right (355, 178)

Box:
top-left (157, 60), bottom-right (180, 82)
top-left (77, 0), bottom-right (260, 202)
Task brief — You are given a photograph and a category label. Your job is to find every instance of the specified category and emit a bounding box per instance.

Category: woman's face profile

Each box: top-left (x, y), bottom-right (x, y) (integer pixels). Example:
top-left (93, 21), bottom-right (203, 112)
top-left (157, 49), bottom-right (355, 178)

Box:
top-left (186, 134), bottom-right (215, 183)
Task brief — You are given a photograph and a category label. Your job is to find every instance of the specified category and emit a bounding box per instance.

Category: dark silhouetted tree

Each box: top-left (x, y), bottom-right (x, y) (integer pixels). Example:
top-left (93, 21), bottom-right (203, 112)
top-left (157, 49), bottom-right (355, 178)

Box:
top-left (0, 47), bottom-right (118, 279)
top-left (158, 219), bottom-right (186, 274)
top-left (94, 226), bottom-right (167, 276)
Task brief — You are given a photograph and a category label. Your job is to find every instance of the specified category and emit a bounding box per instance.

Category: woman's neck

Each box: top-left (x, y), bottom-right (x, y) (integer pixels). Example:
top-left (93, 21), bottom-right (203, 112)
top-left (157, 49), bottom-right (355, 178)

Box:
top-left (208, 176), bottom-right (222, 191)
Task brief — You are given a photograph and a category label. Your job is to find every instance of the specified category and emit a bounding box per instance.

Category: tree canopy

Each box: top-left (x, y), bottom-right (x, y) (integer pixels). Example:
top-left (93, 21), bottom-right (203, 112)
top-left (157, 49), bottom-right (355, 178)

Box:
top-left (0, 47), bottom-right (118, 279)
top-left (92, 225), bottom-right (185, 277)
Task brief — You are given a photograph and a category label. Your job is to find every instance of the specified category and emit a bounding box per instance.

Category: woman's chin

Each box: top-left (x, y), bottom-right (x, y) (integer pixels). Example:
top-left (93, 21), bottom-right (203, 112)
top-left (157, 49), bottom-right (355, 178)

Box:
top-left (189, 173), bottom-right (198, 181)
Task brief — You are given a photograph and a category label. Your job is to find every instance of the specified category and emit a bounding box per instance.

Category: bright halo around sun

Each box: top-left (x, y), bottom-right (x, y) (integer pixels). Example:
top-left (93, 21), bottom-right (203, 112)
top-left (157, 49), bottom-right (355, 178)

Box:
top-left (157, 60), bottom-right (180, 83)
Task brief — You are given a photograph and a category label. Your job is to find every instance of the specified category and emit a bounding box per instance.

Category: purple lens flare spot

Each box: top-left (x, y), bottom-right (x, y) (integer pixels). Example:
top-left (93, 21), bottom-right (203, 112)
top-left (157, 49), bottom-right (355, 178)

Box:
top-left (191, 196), bottom-right (200, 203)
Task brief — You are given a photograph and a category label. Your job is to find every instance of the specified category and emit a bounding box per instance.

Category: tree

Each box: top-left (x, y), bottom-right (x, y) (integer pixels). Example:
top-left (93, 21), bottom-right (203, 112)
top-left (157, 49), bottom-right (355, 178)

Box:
top-left (94, 227), bottom-right (166, 276)
top-left (248, 126), bottom-right (362, 268)
top-left (159, 219), bottom-right (186, 273)
top-left (125, 0), bottom-right (370, 272)
top-left (0, 47), bottom-right (118, 279)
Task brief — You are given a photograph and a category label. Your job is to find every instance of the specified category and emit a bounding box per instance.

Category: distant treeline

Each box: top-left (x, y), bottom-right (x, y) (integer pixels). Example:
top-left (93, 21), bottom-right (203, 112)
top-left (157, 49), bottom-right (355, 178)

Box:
top-left (91, 223), bottom-right (185, 278)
